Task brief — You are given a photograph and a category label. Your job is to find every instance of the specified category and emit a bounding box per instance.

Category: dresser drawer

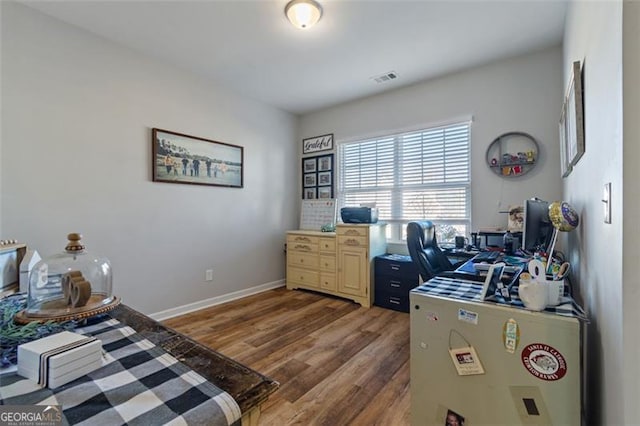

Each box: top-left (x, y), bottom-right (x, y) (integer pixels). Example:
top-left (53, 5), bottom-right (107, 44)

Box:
top-left (287, 266), bottom-right (319, 287)
top-left (287, 234), bottom-right (320, 246)
top-left (319, 272), bottom-right (336, 291)
top-left (288, 252), bottom-right (319, 269)
top-left (337, 235), bottom-right (367, 247)
top-left (337, 226), bottom-right (368, 237)
top-left (375, 254), bottom-right (419, 280)
top-left (319, 255), bottom-right (336, 272)
top-left (375, 275), bottom-right (419, 294)
top-left (318, 238), bottom-right (336, 252)
top-left (374, 290), bottom-right (410, 313)
top-left (288, 241), bottom-right (318, 253)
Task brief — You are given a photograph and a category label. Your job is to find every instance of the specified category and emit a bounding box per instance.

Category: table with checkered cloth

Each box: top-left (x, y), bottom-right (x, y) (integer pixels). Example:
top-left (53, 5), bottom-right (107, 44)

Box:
top-left (0, 317), bottom-right (241, 425)
top-left (412, 276), bottom-right (588, 321)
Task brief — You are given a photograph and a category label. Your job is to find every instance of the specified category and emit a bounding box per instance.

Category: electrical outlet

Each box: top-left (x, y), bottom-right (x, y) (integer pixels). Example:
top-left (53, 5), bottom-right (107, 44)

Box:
top-left (205, 269), bottom-right (213, 281)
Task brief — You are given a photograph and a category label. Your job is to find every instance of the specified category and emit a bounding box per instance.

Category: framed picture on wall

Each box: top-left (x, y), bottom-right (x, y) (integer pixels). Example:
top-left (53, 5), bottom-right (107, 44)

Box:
top-left (565, 61), bottom-right (585, 167)
top-left (303, 157), bottom-right (317, 173)
top-left (304, 173), bottom-right (317, 187)
top-left (318, 186), bottom-right (332, 199)
top-left (302, 153), bottom-right (334, 199)
top-left (559, 102), bottom-right (573, 177)
top-left (152, 128), bottom-right (244, 188)
top-left (302, 133), bottom-right (334, 154)
top-left (304, 187), bottom-right (317, 199)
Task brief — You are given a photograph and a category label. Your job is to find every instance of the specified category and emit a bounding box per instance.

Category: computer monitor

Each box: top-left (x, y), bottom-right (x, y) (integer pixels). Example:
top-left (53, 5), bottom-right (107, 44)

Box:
top-left (522, 198), bottom-right (553, 252)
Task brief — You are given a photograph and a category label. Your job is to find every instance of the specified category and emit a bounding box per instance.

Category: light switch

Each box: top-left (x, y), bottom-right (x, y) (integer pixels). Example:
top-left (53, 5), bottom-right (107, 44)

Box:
top-left (603, 183), bottom-right (611, 224)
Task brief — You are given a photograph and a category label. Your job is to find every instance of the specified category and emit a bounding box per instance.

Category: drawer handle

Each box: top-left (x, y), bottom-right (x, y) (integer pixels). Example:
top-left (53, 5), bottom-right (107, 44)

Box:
top-left (324, 262), bottom-right (329, 267)
top-left (299, 259), bottom-right (304, 263)
top-left (390, 264), bottom-right (400, 271)
top-left (295, 244), bottom-right (312, 251)
top-left (295, 236), bottom-right (311, 242)
top-left (345, 229), bottom-right (360, 236)
top-left (299, 276), bottom-right (304, 280)
top-left (345, 238), bottom-right (360, 246)
top-left (389, 299), bottom-right (401, 305)
top-left (390, 281), bottom-right (401, 288)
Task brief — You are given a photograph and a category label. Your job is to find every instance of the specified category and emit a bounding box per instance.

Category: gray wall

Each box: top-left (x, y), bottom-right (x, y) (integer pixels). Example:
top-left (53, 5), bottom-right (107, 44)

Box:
top-left (300, 47), bottom-right (564, 234)
top-left (563, 1), bottom-right (640, 424)
top-left (1, 2), bottom-right (299, 314)
top-left (622, 2), bottom-right (640, 423)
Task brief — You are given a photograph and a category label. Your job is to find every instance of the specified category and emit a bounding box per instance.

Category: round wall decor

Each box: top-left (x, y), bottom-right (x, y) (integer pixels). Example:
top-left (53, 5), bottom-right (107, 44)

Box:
top-left (486, 132), bottom-right (539, 177)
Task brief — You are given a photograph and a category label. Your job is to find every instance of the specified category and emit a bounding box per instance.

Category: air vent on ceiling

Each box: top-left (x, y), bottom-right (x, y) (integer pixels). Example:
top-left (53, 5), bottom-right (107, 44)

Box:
top-left (371, 71), bottom-right (398, 84)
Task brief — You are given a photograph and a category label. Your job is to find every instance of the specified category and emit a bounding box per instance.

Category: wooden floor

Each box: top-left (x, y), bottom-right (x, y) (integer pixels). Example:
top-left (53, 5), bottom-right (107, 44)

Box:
top-left (163, 287), bottom-right (411, 426)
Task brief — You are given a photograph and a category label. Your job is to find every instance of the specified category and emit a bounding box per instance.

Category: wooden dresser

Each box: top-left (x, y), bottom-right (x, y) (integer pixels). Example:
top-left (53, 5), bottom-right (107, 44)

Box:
top-left (286, 223), bottom-right (386, 307)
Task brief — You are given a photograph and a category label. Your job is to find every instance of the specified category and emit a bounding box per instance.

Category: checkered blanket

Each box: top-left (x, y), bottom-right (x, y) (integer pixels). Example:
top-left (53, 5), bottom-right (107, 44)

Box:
top-left (0, 318), bottom-right (241, 426)
top-left (412, 276), bottom-right (588, 321)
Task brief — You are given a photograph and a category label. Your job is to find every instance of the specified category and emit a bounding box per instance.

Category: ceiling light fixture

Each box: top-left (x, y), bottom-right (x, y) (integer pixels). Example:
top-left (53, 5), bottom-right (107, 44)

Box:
top-left (285, 0), bottom-right (323, 30)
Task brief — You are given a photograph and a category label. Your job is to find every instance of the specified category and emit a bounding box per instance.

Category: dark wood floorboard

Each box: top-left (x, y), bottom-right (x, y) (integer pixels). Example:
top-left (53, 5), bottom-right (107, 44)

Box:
top-left (163, 287), bottom-right (411, 426)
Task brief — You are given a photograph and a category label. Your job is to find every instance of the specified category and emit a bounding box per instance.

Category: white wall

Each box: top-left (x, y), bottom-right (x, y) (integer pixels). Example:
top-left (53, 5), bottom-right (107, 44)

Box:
top-left (1, 2), bottom-right (299, 314)
top-left (300, 47), bottom-right (564, 233)
top-left (563, 1), bottom-right (627, 424)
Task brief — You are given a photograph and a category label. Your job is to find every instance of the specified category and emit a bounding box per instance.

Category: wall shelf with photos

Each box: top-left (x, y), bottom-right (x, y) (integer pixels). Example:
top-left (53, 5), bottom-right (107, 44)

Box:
top-left (302, 153), bottom-right (333, 199)
top-left (485, 132), bottom-right (539, 178)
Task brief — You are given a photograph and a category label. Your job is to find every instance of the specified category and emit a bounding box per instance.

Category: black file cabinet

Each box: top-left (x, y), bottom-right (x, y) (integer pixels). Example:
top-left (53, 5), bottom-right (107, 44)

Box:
top-left (374, 254), bottom-right (420, 313)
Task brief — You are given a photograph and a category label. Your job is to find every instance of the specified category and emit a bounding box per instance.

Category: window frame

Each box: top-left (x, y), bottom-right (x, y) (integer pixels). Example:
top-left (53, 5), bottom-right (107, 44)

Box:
top-left (336, 121), bottom-right (472, 243)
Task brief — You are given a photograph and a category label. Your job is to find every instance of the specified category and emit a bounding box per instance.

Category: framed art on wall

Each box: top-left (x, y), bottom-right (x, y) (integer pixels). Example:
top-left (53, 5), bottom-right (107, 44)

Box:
top-left (301, 153), bottom-right (334, 199)
top-left (559, 102), bottom-right (572, 177)
top-left (565, 61), bottom-right (585, 168)
top-left (152, 128), bottom-right (243, 188)
top-left (302, 133), bottom-right (334, 154)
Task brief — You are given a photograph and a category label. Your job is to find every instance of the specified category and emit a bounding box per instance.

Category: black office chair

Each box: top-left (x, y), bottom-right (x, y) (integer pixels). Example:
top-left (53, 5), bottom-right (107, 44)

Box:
top-left (406, 221), bottom-right (467, 283)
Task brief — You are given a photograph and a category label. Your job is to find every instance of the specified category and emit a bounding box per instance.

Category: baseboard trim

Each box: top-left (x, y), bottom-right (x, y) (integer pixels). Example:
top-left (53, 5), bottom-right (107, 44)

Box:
top-left (149, 279), bottom-right (286, 321)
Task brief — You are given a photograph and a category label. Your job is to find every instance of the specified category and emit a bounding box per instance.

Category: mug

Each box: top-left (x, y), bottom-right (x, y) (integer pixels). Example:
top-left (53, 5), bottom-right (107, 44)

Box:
top-left (518, 274), bottom-right (548, 311)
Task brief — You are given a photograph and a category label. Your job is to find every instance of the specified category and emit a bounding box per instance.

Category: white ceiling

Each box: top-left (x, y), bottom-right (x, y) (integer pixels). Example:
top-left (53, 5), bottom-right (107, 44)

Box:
top-left (22, 0), bottom-right (568, 115)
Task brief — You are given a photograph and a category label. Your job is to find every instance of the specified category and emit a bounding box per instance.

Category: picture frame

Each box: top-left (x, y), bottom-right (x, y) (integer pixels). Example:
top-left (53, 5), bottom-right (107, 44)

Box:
top-left (302, 153), bottom-right (334, 199)
top-left (559, 102), bottom-right (573, 177)
top-left (152, 128), bottom-right (243, 188)
top-left (318, 171), bottom-right (332, 186)
top-left (303, 157), bottom-right (317, 173)
top-left (480, 262), bottom-right (505, 300)
top-left (304, 173), bottom-right (317, 187)
top-left (318, 186), bottom-right (332, 199)
top-left (302, 133), bottom-right (334, 154)
top-left (318, 154), bottom-right (333, 172)
top-left (565, 61), bottom-right (585, 168)
top-left (304, 188), bottom-right (317, 199)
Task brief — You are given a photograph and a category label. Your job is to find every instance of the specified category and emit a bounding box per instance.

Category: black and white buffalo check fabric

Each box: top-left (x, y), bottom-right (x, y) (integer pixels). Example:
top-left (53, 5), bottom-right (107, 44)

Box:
top-left (412, 276), bottom-right (587, 321)
top-left (0, 318), bottom-right (241, 425)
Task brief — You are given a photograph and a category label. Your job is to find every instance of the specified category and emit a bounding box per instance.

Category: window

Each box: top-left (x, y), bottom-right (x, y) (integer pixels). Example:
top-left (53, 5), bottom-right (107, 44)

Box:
top-left (338, 121), bottom-right (471, 243)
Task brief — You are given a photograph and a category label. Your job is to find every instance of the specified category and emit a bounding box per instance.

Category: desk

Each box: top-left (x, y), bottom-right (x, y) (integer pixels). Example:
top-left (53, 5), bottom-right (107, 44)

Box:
top-left (442, 248), bottom-right (478, 264)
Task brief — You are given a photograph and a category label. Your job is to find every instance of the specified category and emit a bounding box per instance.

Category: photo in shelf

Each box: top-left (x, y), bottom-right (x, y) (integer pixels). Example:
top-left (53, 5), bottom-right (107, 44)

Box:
top-left (508, 205), bottom-right (524, 232)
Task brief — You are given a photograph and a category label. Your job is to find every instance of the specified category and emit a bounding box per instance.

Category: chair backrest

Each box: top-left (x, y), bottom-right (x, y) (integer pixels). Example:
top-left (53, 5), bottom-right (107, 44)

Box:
top-left (406, 221), bottom-right (454, 282)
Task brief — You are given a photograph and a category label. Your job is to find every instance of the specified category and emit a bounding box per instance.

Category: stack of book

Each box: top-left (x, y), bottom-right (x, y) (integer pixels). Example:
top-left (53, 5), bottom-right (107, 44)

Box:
top-left (18, 331), bottom-right (103, 388)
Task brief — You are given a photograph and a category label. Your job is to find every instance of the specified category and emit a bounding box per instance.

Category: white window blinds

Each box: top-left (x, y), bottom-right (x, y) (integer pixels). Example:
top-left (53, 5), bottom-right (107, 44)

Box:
top-left (338, 122), bottom-right (471, 240)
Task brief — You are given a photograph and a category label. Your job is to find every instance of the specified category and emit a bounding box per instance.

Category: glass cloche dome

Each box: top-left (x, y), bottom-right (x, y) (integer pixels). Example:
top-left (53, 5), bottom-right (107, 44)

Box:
top-left (16, 233), bottom-right (120, 323)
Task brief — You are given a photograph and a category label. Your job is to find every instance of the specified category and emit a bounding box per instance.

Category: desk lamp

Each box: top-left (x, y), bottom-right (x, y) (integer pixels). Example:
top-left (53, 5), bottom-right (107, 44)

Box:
top-left (546, 201), bottom-right (579, 272)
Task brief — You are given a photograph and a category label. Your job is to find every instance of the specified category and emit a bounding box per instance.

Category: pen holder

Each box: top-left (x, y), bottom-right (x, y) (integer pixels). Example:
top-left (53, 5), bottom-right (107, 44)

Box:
top-left (518, 274), bottom-right (565, 309)
top-left (545, 278), bottom-right (565, 306)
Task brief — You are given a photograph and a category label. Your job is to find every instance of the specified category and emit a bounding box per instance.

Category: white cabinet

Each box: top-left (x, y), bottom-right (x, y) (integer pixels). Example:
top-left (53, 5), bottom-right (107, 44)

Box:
top-left (286, 224), bottom-right (386, 307)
